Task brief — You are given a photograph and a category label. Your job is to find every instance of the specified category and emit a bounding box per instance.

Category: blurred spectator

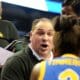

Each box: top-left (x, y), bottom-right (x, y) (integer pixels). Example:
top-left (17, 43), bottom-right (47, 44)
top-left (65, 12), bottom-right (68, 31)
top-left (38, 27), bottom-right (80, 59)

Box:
top-left (62, 0), bottom-right (80, 17)
top-left (5, 32), bottom-right (30, 53)
top-left (0, 1), bottom-right (19, 48)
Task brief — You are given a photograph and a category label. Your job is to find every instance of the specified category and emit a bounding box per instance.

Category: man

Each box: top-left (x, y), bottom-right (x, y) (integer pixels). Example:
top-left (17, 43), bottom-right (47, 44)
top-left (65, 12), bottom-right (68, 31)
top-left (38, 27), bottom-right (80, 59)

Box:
top-left (30, 16), bottom-right (80, 80)
top-left (0, 1), bottom-right (19, 48)
top-left (1, 18), bottom-right (54, 80)
top-left (62, 0), bottom-right (80, 17)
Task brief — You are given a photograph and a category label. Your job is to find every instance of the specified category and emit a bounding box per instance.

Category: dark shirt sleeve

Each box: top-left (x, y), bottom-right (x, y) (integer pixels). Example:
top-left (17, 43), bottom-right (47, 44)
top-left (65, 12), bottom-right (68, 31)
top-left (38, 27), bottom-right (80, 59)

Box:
top-left (1, 56), bottom-right (26, 80)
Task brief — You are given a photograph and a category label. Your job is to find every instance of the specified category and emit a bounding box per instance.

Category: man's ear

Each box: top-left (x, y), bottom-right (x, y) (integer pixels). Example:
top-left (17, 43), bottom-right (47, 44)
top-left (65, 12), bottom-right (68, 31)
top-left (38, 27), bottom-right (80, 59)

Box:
top-left (29, 31), bottom-right (32, 36)
top-left (29, 31), bottom-right (32, 42)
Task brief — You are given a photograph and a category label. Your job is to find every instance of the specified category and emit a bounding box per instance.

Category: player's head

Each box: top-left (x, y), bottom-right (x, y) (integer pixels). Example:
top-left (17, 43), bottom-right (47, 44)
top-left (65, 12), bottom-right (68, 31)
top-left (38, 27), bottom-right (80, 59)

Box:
top-left (53, 15), bottom-right (80, 56)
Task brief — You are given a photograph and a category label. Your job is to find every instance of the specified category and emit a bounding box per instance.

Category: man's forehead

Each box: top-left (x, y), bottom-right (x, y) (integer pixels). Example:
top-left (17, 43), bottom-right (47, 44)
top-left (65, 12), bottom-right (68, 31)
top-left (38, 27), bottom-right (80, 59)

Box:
top-left (34, 25), bottom-right (53, 32)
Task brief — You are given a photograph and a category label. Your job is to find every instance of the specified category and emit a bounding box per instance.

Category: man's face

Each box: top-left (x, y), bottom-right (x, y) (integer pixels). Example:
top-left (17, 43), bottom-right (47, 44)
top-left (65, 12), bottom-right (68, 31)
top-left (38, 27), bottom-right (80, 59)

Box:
top-left (30, 21), bottom-right (54, 56)
top-left (62, 5), bottom-right (77, 16)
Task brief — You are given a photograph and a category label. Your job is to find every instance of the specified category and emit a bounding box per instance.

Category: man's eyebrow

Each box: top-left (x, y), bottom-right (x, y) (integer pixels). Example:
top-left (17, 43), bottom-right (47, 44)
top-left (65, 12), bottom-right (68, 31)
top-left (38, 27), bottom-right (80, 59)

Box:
top-left (36, 29), bottom-right (53, 32)
top-left (37, 28), bottom-right (53, 30)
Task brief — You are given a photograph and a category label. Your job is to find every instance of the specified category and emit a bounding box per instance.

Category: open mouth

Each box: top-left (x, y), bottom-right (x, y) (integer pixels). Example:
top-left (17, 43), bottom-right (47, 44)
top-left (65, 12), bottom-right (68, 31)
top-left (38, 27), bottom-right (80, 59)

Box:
top-left (41, 44), bottom-right (48, 48)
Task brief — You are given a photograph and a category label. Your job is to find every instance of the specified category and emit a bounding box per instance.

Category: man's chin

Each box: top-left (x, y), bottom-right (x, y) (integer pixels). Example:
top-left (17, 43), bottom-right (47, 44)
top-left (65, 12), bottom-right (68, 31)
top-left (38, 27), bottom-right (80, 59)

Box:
top-left (39, 50), bottom-right (49, 54)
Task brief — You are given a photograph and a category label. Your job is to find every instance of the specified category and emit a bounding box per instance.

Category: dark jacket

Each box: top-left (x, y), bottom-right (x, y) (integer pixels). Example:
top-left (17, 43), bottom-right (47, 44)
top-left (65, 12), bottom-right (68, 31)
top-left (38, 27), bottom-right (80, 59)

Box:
top-left (1, 46), bottom-right (41, 80)
top-left (0, 20), bottom-right (19, 47)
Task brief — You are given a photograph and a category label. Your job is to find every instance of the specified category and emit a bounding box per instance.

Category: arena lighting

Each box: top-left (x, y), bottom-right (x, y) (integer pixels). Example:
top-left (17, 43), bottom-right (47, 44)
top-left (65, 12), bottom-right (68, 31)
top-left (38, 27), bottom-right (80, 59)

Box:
top-left (2, 0), bottom-right (62, 14)
top-left (46, 1), bottom-right (62, 14)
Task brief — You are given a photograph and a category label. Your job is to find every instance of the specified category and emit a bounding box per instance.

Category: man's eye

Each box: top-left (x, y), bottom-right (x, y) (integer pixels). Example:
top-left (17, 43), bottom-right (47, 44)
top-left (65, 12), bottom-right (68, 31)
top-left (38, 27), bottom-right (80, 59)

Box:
top-left (48, 32), bottom-right (53, 36)
top-left (37, 32), bottom-right (44, 35)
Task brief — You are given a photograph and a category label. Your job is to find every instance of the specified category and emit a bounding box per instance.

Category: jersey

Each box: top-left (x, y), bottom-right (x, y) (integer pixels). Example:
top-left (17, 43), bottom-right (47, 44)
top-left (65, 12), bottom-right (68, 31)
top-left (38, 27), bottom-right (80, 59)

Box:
top-left (38, 54), bottom-right (80, 80)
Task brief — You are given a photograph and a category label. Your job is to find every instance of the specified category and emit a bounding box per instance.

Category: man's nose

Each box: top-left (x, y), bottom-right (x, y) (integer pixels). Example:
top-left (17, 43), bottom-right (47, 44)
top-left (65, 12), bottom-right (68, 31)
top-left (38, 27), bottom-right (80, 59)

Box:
top-left (42, 34), bottom-right (48, 41)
